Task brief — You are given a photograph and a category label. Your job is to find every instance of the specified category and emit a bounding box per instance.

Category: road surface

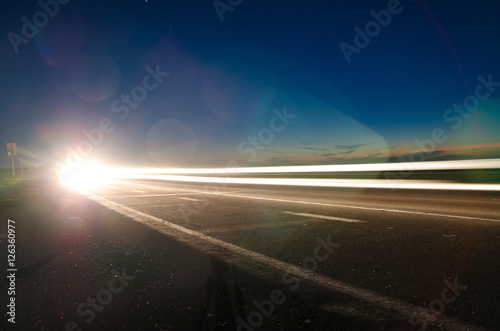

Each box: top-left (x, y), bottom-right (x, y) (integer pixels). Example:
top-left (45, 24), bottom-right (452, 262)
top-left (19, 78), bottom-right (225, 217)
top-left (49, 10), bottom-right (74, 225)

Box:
top-left (85, 179), bottom-right (500, 330)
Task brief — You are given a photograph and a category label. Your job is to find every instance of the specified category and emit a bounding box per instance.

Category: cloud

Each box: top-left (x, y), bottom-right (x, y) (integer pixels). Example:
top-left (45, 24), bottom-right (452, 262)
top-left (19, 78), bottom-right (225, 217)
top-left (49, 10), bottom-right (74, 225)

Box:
top-left (388, 150), bottom-right (447, 162)
top-left (332, 143), bottom-right (367, 150)
top-left (295, 146), bottom-right (330, 151)
top-left (261, 157), bottom-right (301, 165)
top-left (294, 141), bottom-right (371, 154)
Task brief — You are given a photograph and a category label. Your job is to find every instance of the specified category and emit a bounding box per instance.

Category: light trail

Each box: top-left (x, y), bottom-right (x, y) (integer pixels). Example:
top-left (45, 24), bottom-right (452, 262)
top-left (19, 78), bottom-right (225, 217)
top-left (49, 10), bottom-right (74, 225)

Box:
top-left (63, 159), bottom-right (500, 191)
top-left (116, 175), bottom-right (500, 191)
top-left (112, 158), bottom-right (500, 175)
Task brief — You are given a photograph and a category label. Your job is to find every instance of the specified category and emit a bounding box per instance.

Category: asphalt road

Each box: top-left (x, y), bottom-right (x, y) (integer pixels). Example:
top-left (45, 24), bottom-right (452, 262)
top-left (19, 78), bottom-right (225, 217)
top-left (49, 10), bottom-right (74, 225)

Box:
top-left (85, 179), bottom-right (500, 331)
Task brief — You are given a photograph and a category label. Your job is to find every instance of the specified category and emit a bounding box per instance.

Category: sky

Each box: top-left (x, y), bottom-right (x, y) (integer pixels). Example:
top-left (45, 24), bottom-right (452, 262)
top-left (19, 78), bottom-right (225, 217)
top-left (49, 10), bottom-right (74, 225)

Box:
top-left (1, 0), bottom-right (500, 172)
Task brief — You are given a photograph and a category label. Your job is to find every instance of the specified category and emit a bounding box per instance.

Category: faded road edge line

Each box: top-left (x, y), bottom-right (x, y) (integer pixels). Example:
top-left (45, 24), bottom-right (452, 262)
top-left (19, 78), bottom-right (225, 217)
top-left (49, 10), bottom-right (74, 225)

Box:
top-left (119, 180), bottom-right (500, 223)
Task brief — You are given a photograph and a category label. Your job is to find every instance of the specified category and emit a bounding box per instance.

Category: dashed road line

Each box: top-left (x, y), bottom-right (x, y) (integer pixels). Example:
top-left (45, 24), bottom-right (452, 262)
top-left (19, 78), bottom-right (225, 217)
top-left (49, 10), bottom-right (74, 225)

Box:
top-left (110, 193), bottom-right (203, 198)
top-left (283, 211), bottom-right (366, 223)
top-left (117, 181), bottom-right (500, 223)
top-left (178, 197), bottom-right (204, 202)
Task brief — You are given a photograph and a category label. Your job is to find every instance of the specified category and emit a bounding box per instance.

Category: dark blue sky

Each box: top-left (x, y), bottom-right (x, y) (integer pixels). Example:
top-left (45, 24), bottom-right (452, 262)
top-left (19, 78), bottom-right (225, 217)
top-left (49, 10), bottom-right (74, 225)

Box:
top-left (1, 0), bottom-right (499, 170)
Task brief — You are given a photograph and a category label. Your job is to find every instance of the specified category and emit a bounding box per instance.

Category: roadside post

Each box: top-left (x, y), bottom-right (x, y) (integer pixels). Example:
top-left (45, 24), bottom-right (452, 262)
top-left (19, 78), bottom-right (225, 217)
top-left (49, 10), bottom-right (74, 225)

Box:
top-left (6, 143), bottom-right (17, 178)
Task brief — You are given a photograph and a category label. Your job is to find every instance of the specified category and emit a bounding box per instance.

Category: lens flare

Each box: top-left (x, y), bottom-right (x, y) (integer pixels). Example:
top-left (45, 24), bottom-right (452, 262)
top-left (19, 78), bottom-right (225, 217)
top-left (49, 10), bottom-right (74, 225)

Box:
top-left (59, 161), bottom-right (112, 192)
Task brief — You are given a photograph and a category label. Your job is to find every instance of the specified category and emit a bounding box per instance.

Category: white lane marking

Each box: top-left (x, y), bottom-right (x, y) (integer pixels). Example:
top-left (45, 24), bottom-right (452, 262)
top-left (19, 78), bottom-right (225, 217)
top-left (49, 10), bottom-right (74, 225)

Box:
top-left (114, 194), bottom-right (177, 198)
top-left (89, 193), bottom-right (478, 331)
top-left (204, 193), bottom-right (500, 223)
top-left (178, 197), bottom-right (204, 202)
top-left (283, 211), bottom-right (366, 223)
top-left (109, 180), bottom-right (500, 223)
top-left (132, 190), bottom-right (146, 193)
top-left (110, 193), bottom-right (203, 198)
top-left (204, 219), bottom-right (321, 234)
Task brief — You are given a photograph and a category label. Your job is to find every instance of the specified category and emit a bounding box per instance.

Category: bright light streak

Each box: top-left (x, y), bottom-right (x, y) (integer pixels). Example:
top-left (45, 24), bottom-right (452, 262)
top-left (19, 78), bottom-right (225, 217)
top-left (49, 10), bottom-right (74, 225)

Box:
top-left (117, 175), bottom-right (500, 191)
top-left (113, 158), bottom-right (500, 175)
top-left (59, 161), bottom-right (113, 192)
top-left (73, 159), bottom-right (499, 192)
